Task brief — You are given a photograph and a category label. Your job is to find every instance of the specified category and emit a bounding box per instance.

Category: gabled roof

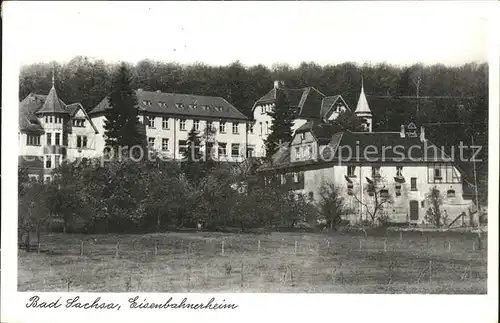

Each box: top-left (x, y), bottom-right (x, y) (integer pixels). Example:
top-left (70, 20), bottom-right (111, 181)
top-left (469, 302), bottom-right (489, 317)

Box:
top-left (320, 95), bottom-right (350, 119)
top-left (295, 120), bottom-right (344, 144)
top-left (252, 86), bottom-right (327, 119)
top-left (36, 86), bottom-right (68, 115)
top-left (89, 90), bottom-right (249, 121)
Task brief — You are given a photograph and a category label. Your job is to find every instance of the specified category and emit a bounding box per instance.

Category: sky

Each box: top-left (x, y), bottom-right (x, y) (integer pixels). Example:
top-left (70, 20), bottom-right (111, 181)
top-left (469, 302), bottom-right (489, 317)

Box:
top-left (4, 1), bottom-right (493, 67)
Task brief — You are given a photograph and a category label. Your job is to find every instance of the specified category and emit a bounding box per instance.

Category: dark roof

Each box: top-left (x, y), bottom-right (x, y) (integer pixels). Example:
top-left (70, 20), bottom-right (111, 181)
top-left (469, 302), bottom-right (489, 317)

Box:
top-left (89, 90), bottom-right (249, 121)
top-left (258, 128), bottom-right (459, 172)
top-left (36, 87), bottom-right (68, 114)
top-left (295, 120), bottom-right (344, 143)
top-left (19, 92), bottom-right (94, 133)
top-left (253, 86), bottom-right (344, 120)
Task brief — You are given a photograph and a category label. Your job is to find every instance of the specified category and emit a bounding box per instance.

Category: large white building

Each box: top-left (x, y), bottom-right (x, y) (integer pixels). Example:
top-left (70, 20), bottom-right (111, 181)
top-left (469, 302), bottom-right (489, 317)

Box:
top-left (249, 81), bottom-right (351, 157)
top-left (257, 84), bottom-right (477, 226)
top-left (18, 79), bottom-right (99, 181)
top-left (88, 89), bottom-right (256, 162)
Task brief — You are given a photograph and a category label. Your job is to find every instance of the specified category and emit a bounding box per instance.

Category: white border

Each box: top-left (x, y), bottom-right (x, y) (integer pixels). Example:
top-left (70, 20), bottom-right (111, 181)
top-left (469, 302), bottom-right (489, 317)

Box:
top-left (2, 2), bottom-right (499, 323)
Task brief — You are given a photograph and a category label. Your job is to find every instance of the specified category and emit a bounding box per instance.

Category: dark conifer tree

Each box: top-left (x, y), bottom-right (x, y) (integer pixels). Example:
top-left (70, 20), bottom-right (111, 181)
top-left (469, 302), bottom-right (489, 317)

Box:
top-left (103, 63), bottom-right (145, 155)
top-left (265, 89), bottom-right (294, 158)
top-left (182, 127), bottom-right (204, 183)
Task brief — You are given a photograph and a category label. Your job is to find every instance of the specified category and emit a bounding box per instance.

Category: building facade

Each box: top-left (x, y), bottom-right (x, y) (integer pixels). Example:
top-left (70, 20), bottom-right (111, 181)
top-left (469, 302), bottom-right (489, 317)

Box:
top-left (89, 89), bottom-right (254, 162)
top-left (250, 81), bottom-right (350, 157)
top-left (257, 85), bottom-right (475, 225)
top-left (18, 80), bottom-right (99, 181)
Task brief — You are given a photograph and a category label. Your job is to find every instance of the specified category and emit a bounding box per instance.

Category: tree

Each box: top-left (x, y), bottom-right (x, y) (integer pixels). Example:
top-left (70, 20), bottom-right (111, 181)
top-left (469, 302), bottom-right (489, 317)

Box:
top-left (265, 89), bottom-right (294, 157)
top-left (334, 110), bottom-right (367, 132)
top-left (181, 127), bottom-right (204, 184)
top-left (318, 182), bottom-right (346, 229)
top-left (424, 186), bottom-right (447, 227)
top-left (103, 63), bottom-right (144, 154)
top-left (18, 169), bottom-right (49, 251)
top-left (352, 176), bottom-right (394, 225)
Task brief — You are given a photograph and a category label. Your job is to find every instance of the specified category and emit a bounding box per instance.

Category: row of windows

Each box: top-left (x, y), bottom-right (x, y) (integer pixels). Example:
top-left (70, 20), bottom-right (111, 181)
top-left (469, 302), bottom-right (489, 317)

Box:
top-left (26, 135), bottom-right (41, 146)
top-left (142, 101), bottom-right (225, 112)
top-left (346, 165), bottom-right (460, 184)
top-left (44, 116), bottom-right (64, 124)
top-left (26, 134), bottom-right (87, 148)
top-left (147, 138), bottom-right (255, 157)
top-left (145, 117), bottom-right (250, 134)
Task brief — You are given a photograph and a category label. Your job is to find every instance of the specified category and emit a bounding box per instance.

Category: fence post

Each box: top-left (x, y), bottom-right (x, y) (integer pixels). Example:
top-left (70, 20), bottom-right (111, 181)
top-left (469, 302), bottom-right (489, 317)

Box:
top-left (240, 262), bottom-right (244, 287)
top-left (472, 241), bottom-right (475, 251)
top-left (400, 231), bottom-right (403, 241)
top-left (115, 242), bottom-right (120, 259)
top-left (384, 239), bottom-right (387, 252)
top-left (221, 240), bottom-right (225, 256)
top-left (359, 240), bottom-right (362, 251)
top-left (294, 241), bottom-right (298, 255)
top-left (80, 241), bottom-right (84, 257)
top-left (429, 260), bottom-right (432, 284)
top-left (154, 242), bottom-right (158, 256)
top-left (37, 242), bottom-right (41, 254)
top-left (257, 240), bottom-right (261, 253)
top-left (448, 241), bottom-right (451, 252)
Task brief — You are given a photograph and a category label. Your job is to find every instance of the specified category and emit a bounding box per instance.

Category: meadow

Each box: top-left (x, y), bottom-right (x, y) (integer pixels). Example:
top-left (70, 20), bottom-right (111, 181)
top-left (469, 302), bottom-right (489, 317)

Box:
top-left (18, 229), bottom-right (487, 294)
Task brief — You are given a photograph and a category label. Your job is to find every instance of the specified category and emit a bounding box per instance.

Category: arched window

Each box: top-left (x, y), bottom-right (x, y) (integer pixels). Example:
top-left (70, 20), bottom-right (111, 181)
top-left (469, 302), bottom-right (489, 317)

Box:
top-left (447, 189), bottom-right (456, 198)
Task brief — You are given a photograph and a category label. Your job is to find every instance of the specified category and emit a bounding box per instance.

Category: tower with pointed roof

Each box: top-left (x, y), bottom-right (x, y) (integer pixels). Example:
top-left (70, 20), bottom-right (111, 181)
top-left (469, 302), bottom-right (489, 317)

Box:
top-left (354, 78), bottom-right (372, 132)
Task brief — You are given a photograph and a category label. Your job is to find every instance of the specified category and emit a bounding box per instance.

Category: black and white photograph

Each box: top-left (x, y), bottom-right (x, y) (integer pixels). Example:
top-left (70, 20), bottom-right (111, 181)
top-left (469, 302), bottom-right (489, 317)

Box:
top-left (2, 1), bottom-right (498, 322)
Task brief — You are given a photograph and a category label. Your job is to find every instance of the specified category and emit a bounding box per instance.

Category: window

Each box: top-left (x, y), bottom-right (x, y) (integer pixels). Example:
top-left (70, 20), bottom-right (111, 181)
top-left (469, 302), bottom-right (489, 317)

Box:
top-left (179, 119), bottom-right (186, 131)
top-left (46, 133), bottom-right (52, 146)
top-left (148, 137), bottom-right (155, 149)
top-left (447, 189), bottom-right (456, 198)
top-left (44, 175), bottom-right (52, 183)
top-left (218, 142), bottom-right (227, 157)
top-left (44, 116), bottom-right (48, 123)
top-left (162, 138), bottom-right (169, 151)
top-left (77, 135), bottom-right (88, 148)
top-left (206, 142), bottom-right (215, 160)
top-left (396, 166), bottom-right (403, 177)
top-left (179, 140), bottom-right (188, 155)
top-left (45, 155), bottom-right (52, 169)
top-left (294, 172), bottom-right (300, 183)
top-left (260, 122), bottom-right (263, 135)
top-left (372, 166), bottom-right (381, 178)
top-left (147, 116), bottom-right (155, 128)
top-left (347, 183), bottom-right (354, 195)
top-left (26, 135), bottom-right (40, 146)
top-left (206, 121), bottom-right (214, 132)
top-left (162, 117), bottom-right (169, 129)
top-left (308, 192), bottom-right (314, 201)
top-left (231, 144), bottom-right (240, 157)
top-left (175, 103), bottom-right (183, 109)
top-left (247, 145), bottom-right (255, 158)
top-left (143, 100), bottom-right (152, 106)
top-left (49, 116), bottom-right (53, 123)
top-left (347, 166), bottom-right (356, 177)
top-left (219, 121), bottom-right (226, 133)
top-left (295, 146), bottom-right (301, 161)
top-left (232, 122), bottom-right (239, 134)
top-left (194, 120), bottom-right (200, 131)
top-left (265, 121), bottom-right (270, 134)
top-left (411, 177), bottom-right (417, 191)
top-left (380, 189), bottom-right (389, 198)
top-left (54, 155), bottom-right (61, 168)
top-left (73, 119), bottom-right (85, 127)
top-left (395, 184), bottom-right (402, 196)
top-left (55, 133), bottom-right (61, 145)
top-left (249, 123), bottom-right (254, 134)
top-left (434, 167), bottom-right (442, 179)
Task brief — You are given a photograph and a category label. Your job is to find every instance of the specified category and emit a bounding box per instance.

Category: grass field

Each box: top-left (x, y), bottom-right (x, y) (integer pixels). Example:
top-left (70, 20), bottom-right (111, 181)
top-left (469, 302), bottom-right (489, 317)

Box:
top-left (18, 229), bottom-right (487, 293)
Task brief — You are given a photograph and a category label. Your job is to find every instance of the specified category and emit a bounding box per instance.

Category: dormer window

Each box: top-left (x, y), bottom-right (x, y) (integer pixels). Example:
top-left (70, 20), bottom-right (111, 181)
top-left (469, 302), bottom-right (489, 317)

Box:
top-left (73, 119), bottom-right (85, 127)
top-left (188, 104), bottom-right (197, 110)
top-left (175, 103), bottom-right (183, 109)
top-left (158, 101), bottom-right (166, 108)
top-left (143, 100), bottom-right (152, 106)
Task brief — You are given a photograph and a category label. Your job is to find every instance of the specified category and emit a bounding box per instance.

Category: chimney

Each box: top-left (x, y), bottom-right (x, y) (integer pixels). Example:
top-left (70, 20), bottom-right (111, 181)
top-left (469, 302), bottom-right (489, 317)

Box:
top-left (400, 125), bottom-right (405, 138)
top-left (420, 126), bottom-right (425, 142)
